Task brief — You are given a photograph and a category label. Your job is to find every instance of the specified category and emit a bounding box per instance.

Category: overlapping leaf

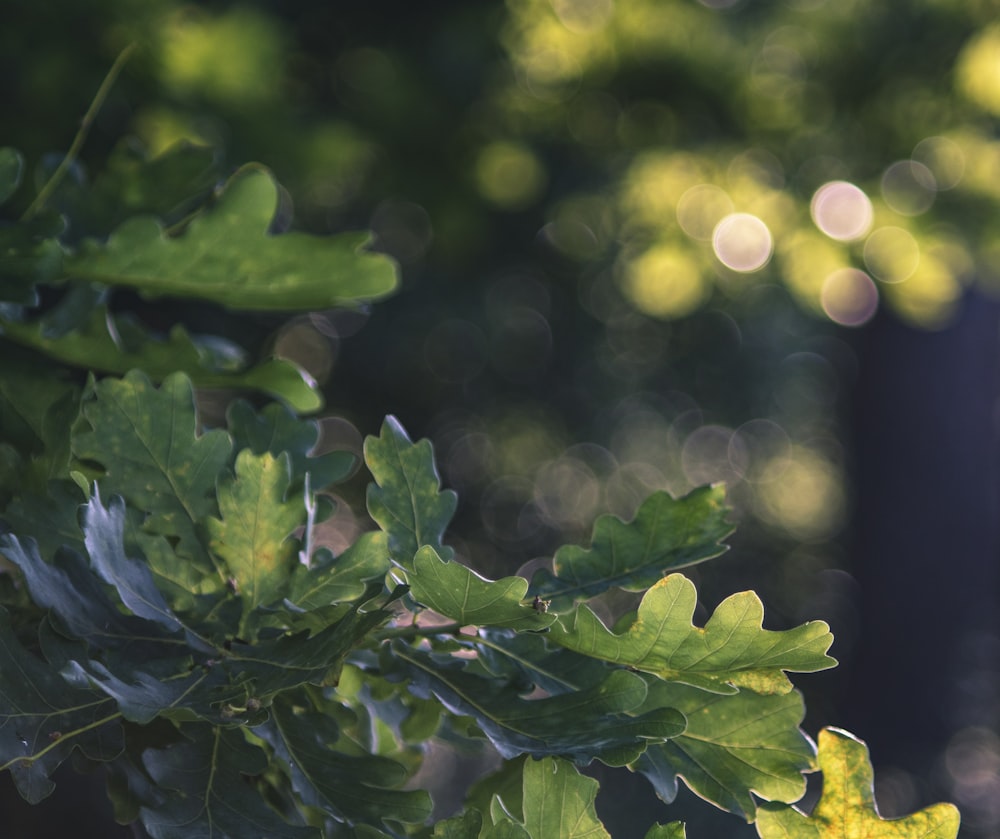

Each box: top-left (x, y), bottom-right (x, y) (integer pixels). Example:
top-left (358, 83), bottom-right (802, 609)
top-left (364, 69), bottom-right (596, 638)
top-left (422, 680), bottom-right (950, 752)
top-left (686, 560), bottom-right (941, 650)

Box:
top-left (756, 728), bottom-right (961, 838)
top-left (288, 531), bottom-right (391, 608)
top-left (257, 697), bottom-right (432, 827)
top-left (365, 416), bottom-right (457, 567)
top-left (531, 486), bottom-right (733, 608)
top-left (492, 757), bottom-right (609, 839)
top-left (2, 308), bottom-right (322, 412)
top-left (548, 574), bottom-right (835, 695)
top-left (83, 490), bottom-right (184, 633)
top-left (72, 370), bottom-right (231, 579)
top-left (66, 165), bottom-right (398, 310)
top-left (0, 212), bottom-right (64, 304)
top-left (227, 399), bottom-right (354, 491)
top-left (0, 534), bottom-right (162, 646)
top-left (205, 450), bottom-right (304, 622)
top-left (633, 681), bottom-right (815, 819)
top-left (0, 608), bottom-right (123, 803)
top-left (138, 725), bottom-right (319, 839)
top-left (389, 644), bottom-right (684, 765)
top-left (408, 546), bottom-right (556, 631)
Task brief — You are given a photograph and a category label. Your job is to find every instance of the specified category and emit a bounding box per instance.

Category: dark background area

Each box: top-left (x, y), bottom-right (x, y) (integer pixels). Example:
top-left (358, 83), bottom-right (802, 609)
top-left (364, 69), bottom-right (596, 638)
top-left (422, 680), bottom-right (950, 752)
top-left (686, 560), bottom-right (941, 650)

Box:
top-left (2, 0), bottom-right (999, 835)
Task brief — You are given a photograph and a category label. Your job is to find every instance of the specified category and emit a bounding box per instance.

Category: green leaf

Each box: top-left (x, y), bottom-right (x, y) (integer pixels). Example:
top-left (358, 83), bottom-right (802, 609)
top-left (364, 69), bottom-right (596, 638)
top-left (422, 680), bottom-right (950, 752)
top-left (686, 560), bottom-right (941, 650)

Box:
top-left (288, 531), bottom-right (391, 608)
top-left (66, 165), bottom-right (399, 310)
top-left (548, 574), bottom-right (835, 695)
top-left (644, 825), bottom-right (686, 839)
top-left (72, 370), bottom-right (232, 580)
top-left (531, 486), bottom-right (734, 608)
top-left (0, 147), bottom-right (23, 204)
top-left (492, 757), bottom-right (610, 839)
top-left (756, 728), bottom-right (961, 839)
top-left (205, 450), bottom-right (304, 621)
top-left (365, 416), bottom-right (457, 567)
top-left (138, 725), bottom-right (319, 839)
top-left (0, 535), bottom-right (156, 646)
top-left (0, 608), bottom-right (123, 803)
top-left (225, 596), bottom-right (392, 699)
top-left (83, 490), bottom-right (184, 632)
top-left (0, 356), bottom-right (80, 497)
top-left (409, 546), bottom-right (556, 630)
top-left (0, 212), bottom-right (64, 304)
top-left (1, 307), bottom-right (322, 412)
top-left (256, 696), bottom-right (432, 827)
top-left (227, 399), bottom-right (355, 490)
top-left (53, 141), bottom-right (220, 236)
top-left (389, 645), bottom-right (685, 765)
top-left (633, 681), bottom-right (815, 819)
top-left (431, 809), bottom-right (484, 838)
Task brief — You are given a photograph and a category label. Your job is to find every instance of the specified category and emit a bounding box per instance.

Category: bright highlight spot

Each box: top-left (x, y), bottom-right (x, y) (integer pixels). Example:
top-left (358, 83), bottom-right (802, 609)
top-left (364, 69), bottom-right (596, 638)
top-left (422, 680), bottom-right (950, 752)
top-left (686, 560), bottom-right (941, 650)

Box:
top-left (757, 446), bottom-right (845, 541)
top-left (956, 25), bottom-right (1000, 117)
top-left (864, 227), bottom-right (920, 283)
top-left (474, 141), bottom-right (547, 210)
top-left (821, 268), bottom-right (879, 326)
top-left (622, 245), bottom-right (707, 319)
top-left (881, 160), bottom-right (936, 216)
top-left (677, 185), bottom-right (734, 241)
top-left (712, 213), bottom-right (773, 272)
top-left (550, 0), bottom-right (615, 33)
top-left (810, 181), bottom-right (873, 241)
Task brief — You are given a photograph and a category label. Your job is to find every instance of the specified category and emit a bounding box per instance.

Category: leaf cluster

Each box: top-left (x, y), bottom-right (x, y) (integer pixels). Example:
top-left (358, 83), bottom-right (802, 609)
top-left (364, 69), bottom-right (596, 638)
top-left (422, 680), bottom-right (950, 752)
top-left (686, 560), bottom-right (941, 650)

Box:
top-left (0, 130), bottom-right (961, 837)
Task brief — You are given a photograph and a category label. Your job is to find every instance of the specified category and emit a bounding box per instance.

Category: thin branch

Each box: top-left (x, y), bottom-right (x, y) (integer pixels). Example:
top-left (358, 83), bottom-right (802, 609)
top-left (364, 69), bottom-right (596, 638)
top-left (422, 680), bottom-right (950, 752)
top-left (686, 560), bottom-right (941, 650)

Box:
top-left (23, 43), bottom-right (137, 220)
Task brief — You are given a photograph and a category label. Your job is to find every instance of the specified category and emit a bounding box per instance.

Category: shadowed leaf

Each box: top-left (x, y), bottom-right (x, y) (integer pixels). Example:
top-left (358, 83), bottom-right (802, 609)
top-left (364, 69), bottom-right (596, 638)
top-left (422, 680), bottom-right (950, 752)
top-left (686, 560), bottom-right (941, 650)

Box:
top-left (139, 726), bottom-right (319, 839)
top-left (389, 645), bottom-right (684, 765)
top-left (0, 609), bottom-right (123, 803)
top-left (256, 697), bottom-right (432, 827)
top-left (72, 370), bottom-right (231, 580)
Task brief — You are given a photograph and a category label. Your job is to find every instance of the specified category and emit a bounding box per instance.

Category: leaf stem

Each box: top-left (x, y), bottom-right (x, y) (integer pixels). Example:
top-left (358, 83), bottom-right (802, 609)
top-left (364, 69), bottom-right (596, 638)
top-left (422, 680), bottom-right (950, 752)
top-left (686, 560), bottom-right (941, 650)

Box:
top-left (22, 43), bottom-right (137, 220)
top-left (376, 621), bottom-right (463, 640)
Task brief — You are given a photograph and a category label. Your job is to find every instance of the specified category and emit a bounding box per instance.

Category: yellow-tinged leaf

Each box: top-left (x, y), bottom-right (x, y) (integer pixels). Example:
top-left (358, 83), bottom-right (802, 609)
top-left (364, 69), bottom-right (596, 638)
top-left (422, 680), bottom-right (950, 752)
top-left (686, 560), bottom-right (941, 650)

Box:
top-left (756, 728), bottom-right (960, 838)
top-left (206, 449), bottom-right (304, 621)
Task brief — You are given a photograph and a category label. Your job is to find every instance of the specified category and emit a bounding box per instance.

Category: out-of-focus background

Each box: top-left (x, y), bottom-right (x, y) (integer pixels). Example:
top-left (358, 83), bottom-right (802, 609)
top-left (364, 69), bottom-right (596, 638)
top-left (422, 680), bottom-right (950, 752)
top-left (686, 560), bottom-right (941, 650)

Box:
top-left (2, 0), bottom-right (999, 836)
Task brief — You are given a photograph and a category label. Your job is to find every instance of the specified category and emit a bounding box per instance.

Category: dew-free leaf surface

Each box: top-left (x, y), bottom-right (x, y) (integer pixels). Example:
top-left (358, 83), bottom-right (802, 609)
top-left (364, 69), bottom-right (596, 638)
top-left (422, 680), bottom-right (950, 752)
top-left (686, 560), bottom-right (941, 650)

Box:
top-left (531, 486), bottom-right (734, 607)
top-left (390, 646), bottom-right (684, 765)
top-left (365, 416), bottom-right (457, 567)
top-left (633, 681), bottom-right (815, 819)
top-left (139, 726), bottom-right (319, 839)
top-left (756, 728), bottom-right (960, 838)
top-left (548, 574), bottom-right (835, 694)
top-left (66, 165), bottom-right (398, 310)
top-left (205, 449), bottom-right (304, 620)
top-left (409, 546), bottom-right (556, 631)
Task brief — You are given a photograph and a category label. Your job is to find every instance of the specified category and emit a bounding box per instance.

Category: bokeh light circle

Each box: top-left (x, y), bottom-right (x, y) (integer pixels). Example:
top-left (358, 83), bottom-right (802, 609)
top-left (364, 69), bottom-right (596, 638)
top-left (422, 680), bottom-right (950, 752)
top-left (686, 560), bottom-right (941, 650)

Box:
top-left (912, 136), bottom-right (965, 190)
top-left (677, 184), bottom-right (734, 241)
top-left (864, 226), bottom-right (920, 283)
top-left (881, 160), bottom-right (937, 216)
top-left (712, 213), bottom-right (773, 271)
top-left (820, 268), bottom-right (879, 326)
top-left (810, 181), bottom-right (873, 241)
